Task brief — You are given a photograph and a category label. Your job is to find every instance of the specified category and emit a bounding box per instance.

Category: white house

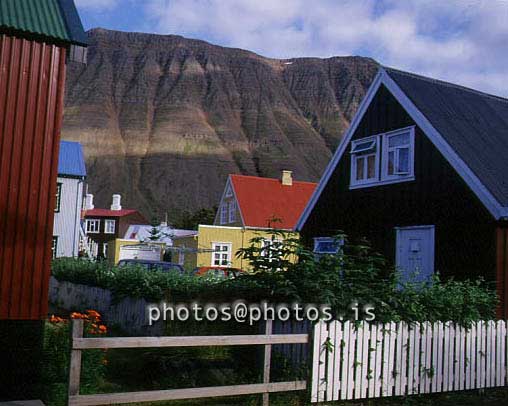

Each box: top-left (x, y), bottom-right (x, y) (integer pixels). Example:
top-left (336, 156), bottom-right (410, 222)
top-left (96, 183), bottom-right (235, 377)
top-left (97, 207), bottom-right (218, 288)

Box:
top-left (52, 141), bottom-right (87, 258)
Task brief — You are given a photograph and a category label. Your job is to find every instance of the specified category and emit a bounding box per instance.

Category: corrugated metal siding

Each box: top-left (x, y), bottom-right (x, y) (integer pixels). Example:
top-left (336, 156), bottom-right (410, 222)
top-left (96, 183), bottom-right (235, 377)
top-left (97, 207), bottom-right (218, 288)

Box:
top-left (0, 33), bottom-right (67, 320)
top-left (0, 0), bottom-right (70, 43)
top-left (53, 177), bottom-right (83, 257)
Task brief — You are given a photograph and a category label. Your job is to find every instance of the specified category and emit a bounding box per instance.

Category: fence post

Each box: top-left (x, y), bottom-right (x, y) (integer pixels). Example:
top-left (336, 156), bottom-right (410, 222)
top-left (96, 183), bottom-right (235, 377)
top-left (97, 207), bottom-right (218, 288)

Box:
top-left (263, 319), bottom-right (273, 406)
top-left (68, 319), bottom-right (84, 402)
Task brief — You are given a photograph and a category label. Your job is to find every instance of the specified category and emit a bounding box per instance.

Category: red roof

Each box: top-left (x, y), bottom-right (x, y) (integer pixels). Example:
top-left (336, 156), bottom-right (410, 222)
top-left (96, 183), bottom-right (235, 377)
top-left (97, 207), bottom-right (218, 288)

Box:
top-left (85, 208), bottom-right (140, 218)
top-left (230, 174), bottom-right (317, 230)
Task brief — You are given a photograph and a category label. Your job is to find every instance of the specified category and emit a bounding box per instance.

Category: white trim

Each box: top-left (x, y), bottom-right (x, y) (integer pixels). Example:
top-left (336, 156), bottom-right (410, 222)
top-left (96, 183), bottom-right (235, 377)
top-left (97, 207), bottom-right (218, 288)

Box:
top-left (211, 242), bottom-right (232, 267)
top-left (296, 67), bottom-right (507, 230)
top-left (380, 127), bottom-right (415, 182)
top-left (85, 218), bottom-right (101, 234)
top-left (349, 135), bottom-right (380, 187)
top-left (296, 70), bottom-right (385, 230)
top-left (382, 72), bottom-right (507, 219)
top-left (214, 176), bottom-right (246, 226)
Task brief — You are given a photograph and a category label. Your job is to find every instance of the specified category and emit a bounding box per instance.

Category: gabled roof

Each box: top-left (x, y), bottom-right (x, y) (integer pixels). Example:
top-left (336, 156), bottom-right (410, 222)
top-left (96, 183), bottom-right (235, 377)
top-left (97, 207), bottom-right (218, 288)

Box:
top-left (0, 0), bottom-right (87, 46)
top-left (58, 141), bottom-right (86, 178)
top-left (297, 67), bottom-right (508, 229)
top-left (230, 174), bottom-right (317, 230)
top-left (85, 209), bottom-right (141, 218)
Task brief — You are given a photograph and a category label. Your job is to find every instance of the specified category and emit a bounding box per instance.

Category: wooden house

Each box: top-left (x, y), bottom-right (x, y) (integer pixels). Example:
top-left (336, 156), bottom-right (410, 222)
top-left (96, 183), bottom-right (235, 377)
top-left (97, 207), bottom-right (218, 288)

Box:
top-left (297, 67), bottom-right (508, 317)
top-left (53, 141), bottom-right (86, 258)
top-left (83, 194), bottom-right (147, 259)
top-left (173, 171), bottom-right (316, 269)
top-left (0, 0), bottom-right (86, 399)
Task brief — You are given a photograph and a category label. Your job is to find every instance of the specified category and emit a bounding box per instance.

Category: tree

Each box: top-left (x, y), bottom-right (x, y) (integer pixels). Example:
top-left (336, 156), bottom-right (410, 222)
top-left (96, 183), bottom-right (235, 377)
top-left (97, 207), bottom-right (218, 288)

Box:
top-left (174, 206), bottom-right (217, 230)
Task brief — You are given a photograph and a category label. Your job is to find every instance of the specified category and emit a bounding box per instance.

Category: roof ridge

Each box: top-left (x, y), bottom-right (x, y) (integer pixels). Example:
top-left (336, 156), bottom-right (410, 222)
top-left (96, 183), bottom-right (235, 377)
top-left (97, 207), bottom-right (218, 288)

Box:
top-left (230, 173), bottom-right (317, 185)
top-left (383, 66), bottom-right (508, 104)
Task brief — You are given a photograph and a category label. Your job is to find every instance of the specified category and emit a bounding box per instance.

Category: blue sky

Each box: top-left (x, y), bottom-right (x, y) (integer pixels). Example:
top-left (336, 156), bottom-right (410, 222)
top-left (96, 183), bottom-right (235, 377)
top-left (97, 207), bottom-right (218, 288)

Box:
top-left (75, 0), bottom-right (508, 97)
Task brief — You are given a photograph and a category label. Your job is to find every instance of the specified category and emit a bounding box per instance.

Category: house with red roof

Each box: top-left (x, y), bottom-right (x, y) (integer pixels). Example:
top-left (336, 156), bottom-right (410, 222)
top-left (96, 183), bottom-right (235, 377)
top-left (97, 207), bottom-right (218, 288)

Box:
top-left (83, 194), bottom-right (146, 259)
top-left (172, 171), bottom-right (317, 270)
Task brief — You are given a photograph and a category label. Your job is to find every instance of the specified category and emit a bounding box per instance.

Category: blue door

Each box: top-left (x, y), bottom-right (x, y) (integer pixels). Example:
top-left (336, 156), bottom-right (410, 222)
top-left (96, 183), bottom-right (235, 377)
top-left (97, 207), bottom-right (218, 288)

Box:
top-left (395, 226), bottom-right (435, 284)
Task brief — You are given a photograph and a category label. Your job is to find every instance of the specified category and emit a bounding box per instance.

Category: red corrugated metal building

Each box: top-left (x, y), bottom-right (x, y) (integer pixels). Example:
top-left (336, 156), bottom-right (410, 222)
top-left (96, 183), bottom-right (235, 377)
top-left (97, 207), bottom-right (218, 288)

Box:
top-left (0, 0), bottom-right (87, 399)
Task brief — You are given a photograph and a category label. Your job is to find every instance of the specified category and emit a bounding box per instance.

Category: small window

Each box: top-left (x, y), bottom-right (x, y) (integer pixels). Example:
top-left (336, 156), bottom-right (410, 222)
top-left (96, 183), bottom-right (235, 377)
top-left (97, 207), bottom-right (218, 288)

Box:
top-left (313, 237), bottom-right (342, 254)
top-left (350, 136), bottom-right (379, 187)
top-left (86, 219), bottom-right (100, 234)
top-left (211, 242), bottom-right (232, 267)
top-left (228, 201), bottom-right (236, 223)
top-left (55, 183), bottom-right (62, 213)
top-left (382, 128), bottom-right (414, 180)
top-left (104, 219), bottom-right (116, 234)
top-left (51, 236), bottom-right (58, 259)
top-left (225, 183), bottom-right (233, 197)
top-left (220, 204), bottom-right (228, 224)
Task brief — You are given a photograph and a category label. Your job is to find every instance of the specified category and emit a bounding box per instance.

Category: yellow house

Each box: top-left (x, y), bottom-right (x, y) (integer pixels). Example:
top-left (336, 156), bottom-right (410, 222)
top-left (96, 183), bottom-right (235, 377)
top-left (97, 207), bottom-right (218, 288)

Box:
top-left (173, 171), bottom-right (317, 270)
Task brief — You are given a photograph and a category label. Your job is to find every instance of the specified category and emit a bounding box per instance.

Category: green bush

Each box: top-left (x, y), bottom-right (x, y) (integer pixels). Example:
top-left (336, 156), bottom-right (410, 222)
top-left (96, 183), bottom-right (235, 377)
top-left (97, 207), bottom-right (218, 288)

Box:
top-left (51, 232), bottom-right (498, 324)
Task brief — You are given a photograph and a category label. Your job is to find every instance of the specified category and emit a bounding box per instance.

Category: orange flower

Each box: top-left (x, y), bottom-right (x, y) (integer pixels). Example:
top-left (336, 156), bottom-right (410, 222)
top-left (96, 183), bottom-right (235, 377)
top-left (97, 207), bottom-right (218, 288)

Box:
top-left (70, 312), bottom-right (88, 320)
top-left (49, 315), bottom-right (65, 323)
top-left (86, 309), bottom-right (101, 320)
top-left (98, 325), bottom-right (107, 333)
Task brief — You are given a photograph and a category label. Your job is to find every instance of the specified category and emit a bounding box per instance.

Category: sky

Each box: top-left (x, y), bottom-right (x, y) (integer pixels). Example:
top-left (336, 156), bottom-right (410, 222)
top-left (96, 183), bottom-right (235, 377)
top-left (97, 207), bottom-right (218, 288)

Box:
top-left (75, 0), bottom-right (508, 97)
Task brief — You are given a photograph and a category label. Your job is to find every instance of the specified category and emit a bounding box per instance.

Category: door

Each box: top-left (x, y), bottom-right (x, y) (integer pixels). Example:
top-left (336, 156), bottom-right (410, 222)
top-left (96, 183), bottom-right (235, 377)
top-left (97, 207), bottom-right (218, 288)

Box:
top-left (395, 225), bottom-right (435, 284)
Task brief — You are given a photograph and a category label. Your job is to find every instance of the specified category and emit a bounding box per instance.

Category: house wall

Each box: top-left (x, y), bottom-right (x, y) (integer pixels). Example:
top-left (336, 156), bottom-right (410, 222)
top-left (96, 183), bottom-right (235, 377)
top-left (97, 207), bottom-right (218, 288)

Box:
top-left (0, 33), bottom-right (67, 320)
top-left (172, 225), bottom-right (298, 270)
top-left (172, 235), bottom-right (198, 269)
top-left (53, 176), bottom-right (84, 257)
top-left (496, 227), bottom-right (508, 318)
top-left (302, 84), bottom-right (497, 282)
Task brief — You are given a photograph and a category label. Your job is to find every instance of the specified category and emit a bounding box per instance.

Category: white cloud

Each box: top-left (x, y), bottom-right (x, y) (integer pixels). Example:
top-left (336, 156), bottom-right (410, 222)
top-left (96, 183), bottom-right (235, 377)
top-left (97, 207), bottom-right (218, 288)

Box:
top-left (142, 0), bottom-right (508, 96)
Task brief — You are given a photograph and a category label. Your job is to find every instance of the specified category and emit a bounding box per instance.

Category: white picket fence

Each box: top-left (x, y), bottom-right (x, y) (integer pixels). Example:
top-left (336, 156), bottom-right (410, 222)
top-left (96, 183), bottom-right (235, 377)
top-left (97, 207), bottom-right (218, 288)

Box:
top-left (311, 320), bottom-right (508, 402)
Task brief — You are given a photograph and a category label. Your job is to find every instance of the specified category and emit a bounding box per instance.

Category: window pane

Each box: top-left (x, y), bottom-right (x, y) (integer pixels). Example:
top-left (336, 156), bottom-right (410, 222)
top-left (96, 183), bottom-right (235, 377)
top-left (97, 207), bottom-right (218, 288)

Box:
top-left (367, 154), bottom-right (376, 178)
top-left (388, 151), bottom-right (395, 175)
top-left (351, 139), bottom-right (376, 154)
top-left (397, 148), bottom-right (410, 173)
top-left (388, 133), bottom-right (409, 147)
top-left (356, 157), bottom-right (365, 180)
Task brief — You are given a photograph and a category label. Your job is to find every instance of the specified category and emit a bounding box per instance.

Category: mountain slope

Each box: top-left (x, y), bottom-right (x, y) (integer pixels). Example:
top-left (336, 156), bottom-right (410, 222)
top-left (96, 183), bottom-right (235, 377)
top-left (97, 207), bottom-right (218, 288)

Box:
top-left (62, 28), bottom-right (378, 220)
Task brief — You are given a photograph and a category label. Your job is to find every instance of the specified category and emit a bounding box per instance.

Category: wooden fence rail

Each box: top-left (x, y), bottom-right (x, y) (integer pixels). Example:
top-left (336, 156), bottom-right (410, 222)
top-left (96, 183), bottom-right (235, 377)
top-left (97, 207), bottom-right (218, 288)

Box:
top-left (68, 319), bottom-right (307, 406)
top-left (311, 320), bottom-right (508, 402)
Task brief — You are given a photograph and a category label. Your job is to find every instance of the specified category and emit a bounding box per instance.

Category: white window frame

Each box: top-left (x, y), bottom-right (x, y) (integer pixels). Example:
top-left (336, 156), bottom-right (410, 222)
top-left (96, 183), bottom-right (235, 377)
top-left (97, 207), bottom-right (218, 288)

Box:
top-left (211, 242), bottom-right (232, 267)
top-left (381, 127), bottom-right (415, 182)
top-left (261, 238), bottom-right (283, 260)
top-left (220, 204), bottom-right (228, 225)
top-left (104, 219), bottom-right (116, 234)
top-left (85, 219), bottom-right (100, 234)
top-left (350, 135), bottom-right (380, 187)
top-left (228, 201), bottom-right (236, 223)
top-left (313, 237), bottom-right (343, 255)
top-left (349, 126), bottom-right (416, 190)
top-left (225, 183), bottom-right (233, 197)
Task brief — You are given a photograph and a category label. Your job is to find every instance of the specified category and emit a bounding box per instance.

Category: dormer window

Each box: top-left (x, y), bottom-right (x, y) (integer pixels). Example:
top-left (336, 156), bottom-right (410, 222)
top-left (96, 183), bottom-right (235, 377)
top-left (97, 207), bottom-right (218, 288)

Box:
top-left (350, 126), bottom-right (415, 189)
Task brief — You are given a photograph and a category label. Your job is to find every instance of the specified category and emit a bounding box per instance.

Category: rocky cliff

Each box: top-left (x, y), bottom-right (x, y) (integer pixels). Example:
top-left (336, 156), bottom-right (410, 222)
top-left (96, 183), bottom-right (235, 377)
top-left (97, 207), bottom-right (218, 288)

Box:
top-left (63, 28), bottom-right (378, 220)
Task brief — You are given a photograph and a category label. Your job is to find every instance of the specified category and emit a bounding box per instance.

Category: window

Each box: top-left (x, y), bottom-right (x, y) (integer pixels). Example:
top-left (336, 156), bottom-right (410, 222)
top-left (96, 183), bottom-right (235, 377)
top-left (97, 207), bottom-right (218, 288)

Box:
top-left (228, 201), bottom-right (236, 223)
top-left (86, 219), bottom-right (100, 233)
top-left (211, 243), bottom-right (232, 266)
top-left (261, 238), bottom-right (283, 260)
top-left (313, 237), bottom-right (342, 255)
top-left (220, 204), bottom-right (228, 224)
top-left (102, 243), bottom-right (108, 258)
top-left (105, 219), bottom-right (116, 234)
top-left (225, 183), bottom-right (233, 197)
top-left (55, 183), bottom-right (62, 212)
top-left (350, 136), bottom-right (379, 187)
top-left (382, 128), bottom-right (415, 181)
top-left (51, 236), bottom-right (58, 259)
top-left (350, 126), bottom-right (415, 189)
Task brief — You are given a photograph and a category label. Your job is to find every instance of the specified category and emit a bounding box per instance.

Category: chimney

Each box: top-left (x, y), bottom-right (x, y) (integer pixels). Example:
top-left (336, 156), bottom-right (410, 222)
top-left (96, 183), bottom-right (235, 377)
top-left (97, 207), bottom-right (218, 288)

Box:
top-left (111, 194), bottom-right (122, 211)
top-left (281, 170), bottom-right (293, 186)
top-left (84, 194), bottom-right (94, 210)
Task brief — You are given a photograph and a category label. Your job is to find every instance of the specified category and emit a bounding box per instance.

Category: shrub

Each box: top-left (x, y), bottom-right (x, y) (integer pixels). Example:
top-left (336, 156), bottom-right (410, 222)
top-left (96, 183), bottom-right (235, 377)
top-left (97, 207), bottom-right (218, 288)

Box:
top-left (51, 232), bottom-right (498, 325)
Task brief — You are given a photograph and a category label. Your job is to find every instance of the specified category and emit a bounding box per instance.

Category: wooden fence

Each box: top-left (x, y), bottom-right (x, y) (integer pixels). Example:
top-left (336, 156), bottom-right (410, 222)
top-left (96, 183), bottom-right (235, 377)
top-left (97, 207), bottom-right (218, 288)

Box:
top-left (311, 320), bottom-right (508, 402)
top-left (68, 319), bottom-right (307, 406)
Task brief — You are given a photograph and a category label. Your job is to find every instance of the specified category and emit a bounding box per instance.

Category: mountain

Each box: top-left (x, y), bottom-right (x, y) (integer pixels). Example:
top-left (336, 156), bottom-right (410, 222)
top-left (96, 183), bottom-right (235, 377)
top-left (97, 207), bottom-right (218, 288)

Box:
top-left (62, 28), bottom-right (378, 221)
